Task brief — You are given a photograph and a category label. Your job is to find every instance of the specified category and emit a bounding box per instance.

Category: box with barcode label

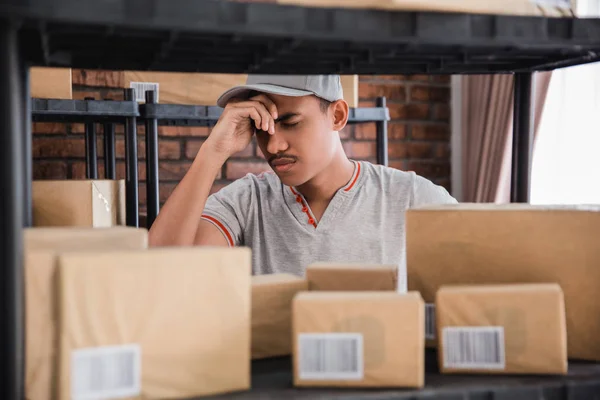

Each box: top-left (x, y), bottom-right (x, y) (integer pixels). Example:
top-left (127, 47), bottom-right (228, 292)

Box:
top-left (32, 180), bottom-right (126, 227)
top-left (23, 226), bottom-right (148, 400)
top-left (436, 283), bottom-right (567, 375)
top-left (292, 291), bottom-right (424, 388)
top-left (56, 247), bottom-right (251, 399)
top-left (252, 274), bottom-right (308, 359)
top-left (306, 263), bottom-right (398, 291)
top-left (407, 204), bottom-right (600, 361)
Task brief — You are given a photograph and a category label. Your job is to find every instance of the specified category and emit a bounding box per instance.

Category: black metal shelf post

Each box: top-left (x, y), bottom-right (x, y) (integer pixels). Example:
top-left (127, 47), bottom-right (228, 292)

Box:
top-left (124, 88), bottom-right (139, 227)
top-left (21, 58), bottom-right (32, 228)
top-left (145, 90), bottom-right (160, 229)
top-left (103, 121), bottom-right (116, 180)
top-left (84, 115), bottom-right (98, 179)
top-left (0, 19), bottom-right (25, 400)
top-left (376, 96), bottom-right (388, 167)
top-left (511, 73), bottom-right (534, 203)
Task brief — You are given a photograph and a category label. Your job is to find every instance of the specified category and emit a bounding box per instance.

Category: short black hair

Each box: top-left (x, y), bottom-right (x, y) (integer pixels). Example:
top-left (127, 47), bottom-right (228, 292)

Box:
top-left (246, 90), bottom-right (331, 114)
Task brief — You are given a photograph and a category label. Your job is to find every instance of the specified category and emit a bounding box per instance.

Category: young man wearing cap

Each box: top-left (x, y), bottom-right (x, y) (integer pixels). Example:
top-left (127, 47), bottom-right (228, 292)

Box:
top-left (149, 75), bottom-right (457, 284)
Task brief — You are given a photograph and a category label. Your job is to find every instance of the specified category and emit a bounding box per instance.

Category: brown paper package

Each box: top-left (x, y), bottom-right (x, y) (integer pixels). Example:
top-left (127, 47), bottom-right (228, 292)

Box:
top-left (30, 67), bottom-right (72, 99)
top-left (32, 180), bottom-right (126, 227)
top-left (306, 263), bottom-right (398, 291)
top-left (24, 226), bottom-right (148, 400)
top-left (293, 291), bottom-right (424, 388)
top-left (56, 247), bottom-right (251, 399)
top-left (123, 72), bottom-right (359, 108)
top-left (436, 284), bottom-right (567, 375)
top-left (406, 204), bottom-right (600, 361)
top-left (252, 274), bottom-right (308, 359)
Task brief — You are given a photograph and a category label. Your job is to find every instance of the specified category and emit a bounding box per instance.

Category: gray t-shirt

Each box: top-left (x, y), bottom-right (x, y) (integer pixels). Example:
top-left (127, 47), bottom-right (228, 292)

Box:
top-left (201, 160), bottom-right (457, 288)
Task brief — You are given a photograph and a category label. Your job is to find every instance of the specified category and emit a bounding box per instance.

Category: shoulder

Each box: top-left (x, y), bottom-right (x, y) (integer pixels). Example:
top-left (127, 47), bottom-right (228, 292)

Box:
top-left (359, 161), bottom-right (457, 205)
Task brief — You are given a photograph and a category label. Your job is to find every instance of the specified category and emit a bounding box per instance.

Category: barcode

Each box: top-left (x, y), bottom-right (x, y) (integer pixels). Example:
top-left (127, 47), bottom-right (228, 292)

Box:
top-left (442, 327), bottom-right (505, 370)
top-left (425, 303), bottom-right (436, 340)
top-left (71, 344), bottom-right (141, 400)
top-left (130, 82), bottom-right (159, 103)
top-left (298, 333), bottom-right (363, 380)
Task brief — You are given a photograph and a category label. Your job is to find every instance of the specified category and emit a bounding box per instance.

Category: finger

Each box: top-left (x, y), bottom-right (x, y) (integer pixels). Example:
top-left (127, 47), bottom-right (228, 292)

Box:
top-left (237, 106), bottom-right (262, 131)
top-left (231, 100), bottom-right (274, 134)
top-left (249, 94), bottom-right (278, 120)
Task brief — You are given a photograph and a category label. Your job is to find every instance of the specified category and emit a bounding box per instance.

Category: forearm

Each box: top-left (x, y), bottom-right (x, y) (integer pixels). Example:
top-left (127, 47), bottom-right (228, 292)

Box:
top-left (148, 143), bottom-right (226, 246)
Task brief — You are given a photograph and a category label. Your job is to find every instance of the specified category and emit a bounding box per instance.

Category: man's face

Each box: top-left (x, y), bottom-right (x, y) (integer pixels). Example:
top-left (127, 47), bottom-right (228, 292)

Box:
top-left (255, 93), bottom-right (344, 187)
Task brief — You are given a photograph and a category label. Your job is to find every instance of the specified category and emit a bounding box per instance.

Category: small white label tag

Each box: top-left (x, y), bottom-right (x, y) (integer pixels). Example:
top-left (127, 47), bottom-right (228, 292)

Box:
top-left (298, 333), bottom-right (364, 381)
top-left (425, 303), bottom-right (436, 340)
top-left (71, 344), bottom-right (141, 400)
top-left (130, 82), bottom-right (159, 103)
top-left (442, 326), bottom-right (505, 370)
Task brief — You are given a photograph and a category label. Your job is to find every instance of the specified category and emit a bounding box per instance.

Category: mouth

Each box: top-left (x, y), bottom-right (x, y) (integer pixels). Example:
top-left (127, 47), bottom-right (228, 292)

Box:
top-left (269, 158), bottom-right (297, 173)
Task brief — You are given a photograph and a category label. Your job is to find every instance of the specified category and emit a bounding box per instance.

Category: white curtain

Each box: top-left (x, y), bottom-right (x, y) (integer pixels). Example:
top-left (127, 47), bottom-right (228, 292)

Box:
top-left (530, 0), bottom-right (600, 205)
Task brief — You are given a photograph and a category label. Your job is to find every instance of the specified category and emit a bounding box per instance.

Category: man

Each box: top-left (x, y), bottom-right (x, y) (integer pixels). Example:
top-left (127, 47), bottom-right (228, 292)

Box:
top-left (149, 74), bottom-right (457, 282)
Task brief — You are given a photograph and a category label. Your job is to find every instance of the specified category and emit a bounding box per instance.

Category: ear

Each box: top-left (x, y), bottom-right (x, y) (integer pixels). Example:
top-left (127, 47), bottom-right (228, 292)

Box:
top-left (331, 99), bottom-right (349, 131)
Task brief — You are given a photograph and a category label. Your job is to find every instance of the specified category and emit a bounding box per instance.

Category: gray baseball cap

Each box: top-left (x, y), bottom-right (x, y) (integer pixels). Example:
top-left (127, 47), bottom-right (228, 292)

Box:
top-left (216, 74), bottom-right (344, 108)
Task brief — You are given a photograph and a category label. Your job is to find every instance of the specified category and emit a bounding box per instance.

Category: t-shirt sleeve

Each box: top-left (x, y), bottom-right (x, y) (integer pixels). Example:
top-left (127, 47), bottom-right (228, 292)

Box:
top-left (201, 175), bottom-right (254, 247)
top-left (410, 173), bottom-right (458, 207)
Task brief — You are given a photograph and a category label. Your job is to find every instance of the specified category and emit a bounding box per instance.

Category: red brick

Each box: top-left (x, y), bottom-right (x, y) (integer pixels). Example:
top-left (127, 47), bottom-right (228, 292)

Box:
top-left (115, 139), bottom-right (181, 160)
top-left (359, 82), bottom-right (406, 101)
top-left (185, 140), bottom-right (205, 159)
top-left (226, 160), bottom-right (271, 180)
top-left (388, 104), bottom-right (431, 120)
top-left (388, 142), bottom-right (407, 158)
top-left (407, 142), bottom-right (435, 159)
top-left (159, 161), bottom-right (212, 181)
top-left (72, 69), bottom-right (123, 88)
top-left (358, 100), bottom-right (376, 108)
top-left (407, 75), bottom-right (429, 82)
top-left (389, 123), bottom-right (407, 139)
top-left (71, 161), bottom-right (147, 181)
top-left (409, 85), bottom-right (450, 103)
top-left (33, 161), bottom-right (68, 179)
top-left (159, 126), bottom-right (210, 137)
top-left (33, 138), bottom-right (85, 158)
top-left (431, 75), bottom-right (451, 84)
top-left (406, 161), bottom-right (450, 178)
top-left (411, 124), bottom-right (450, 141)
top-left (339, 125), bottom-right (353, 140)
top-left (434, 104), bottom-right (451, 122)
top-left (389, 160), bottom-right (406, 171)
top-left (359, 75), bottom-right (406, 81)
top-left (343, 141), bottom-right (376, 159)
top-left (355, 124), bottom-right (376, 140)
top-left (33, 122), bottom-right (67, 135)
top-left (435, 143), bottom-right (451, 159)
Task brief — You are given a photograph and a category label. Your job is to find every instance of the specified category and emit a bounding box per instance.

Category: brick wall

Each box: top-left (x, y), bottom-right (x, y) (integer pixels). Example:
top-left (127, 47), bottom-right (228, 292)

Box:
top-left (33, 70), bottom-right (451, 213)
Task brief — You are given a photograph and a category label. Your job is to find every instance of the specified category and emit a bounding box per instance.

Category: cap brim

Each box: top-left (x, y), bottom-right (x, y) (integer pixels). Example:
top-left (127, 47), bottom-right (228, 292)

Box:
top-left (216, 83), bottom-right (313, 107)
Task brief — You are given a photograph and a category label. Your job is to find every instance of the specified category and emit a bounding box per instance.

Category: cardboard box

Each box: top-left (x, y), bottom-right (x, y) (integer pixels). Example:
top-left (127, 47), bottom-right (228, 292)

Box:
top-left (252, 274), bottom-right (308, 359)
top-left (276, 0), bottom-right (574, 17)
top-left (406, 204), bottom-right (600, 361)
top-left (24, 226), bottom-right (148, 400)
top-left (56, 247), bottom-right (251, 399)
top-left (32, 180), bottom-right (126, 227)
top-left (30, 67), bottom-right (72, 99)
top-left (436, 284), bottom-right (567, 375)
top-left (124, 71), bottom-right (359, 108)
top-left (292, 291), bottom-right (424, 388)
top-left (306, 263), bottom-right (398, 291)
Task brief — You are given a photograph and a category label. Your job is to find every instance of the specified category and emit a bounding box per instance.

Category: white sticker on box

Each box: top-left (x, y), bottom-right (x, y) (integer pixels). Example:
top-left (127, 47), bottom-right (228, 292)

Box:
top-left (298, 333), bottom-right (364, 381)
top-left (130, 82), bottom-right (159, 103)
top-left (425, 303), bottom-right (436, 340)
top-left (442, 326), bottom-right (505, 370)
top-left (71, 344), bottom-right (141, 400)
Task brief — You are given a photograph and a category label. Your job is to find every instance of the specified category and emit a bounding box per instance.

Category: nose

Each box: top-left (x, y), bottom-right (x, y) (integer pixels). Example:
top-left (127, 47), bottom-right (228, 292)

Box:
top-left (266, 130), bottom-right (289, 155)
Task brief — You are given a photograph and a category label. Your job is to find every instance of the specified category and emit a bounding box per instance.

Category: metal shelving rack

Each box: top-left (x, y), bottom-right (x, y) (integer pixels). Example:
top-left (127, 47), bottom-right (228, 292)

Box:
top-left (2, 0), bottom-right (600, 398)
